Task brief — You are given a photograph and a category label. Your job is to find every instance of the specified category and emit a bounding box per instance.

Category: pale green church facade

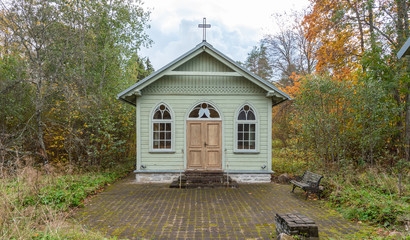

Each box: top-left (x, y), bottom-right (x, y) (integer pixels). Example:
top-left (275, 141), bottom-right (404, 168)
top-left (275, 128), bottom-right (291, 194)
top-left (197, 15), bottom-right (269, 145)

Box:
top-left (118, 41), bottom-right (289, 183)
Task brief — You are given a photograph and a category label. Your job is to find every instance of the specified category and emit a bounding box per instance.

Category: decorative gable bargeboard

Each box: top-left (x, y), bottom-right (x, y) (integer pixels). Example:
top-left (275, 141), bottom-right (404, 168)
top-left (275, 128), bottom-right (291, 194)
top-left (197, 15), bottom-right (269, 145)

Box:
top-left (118, 41), bottom-right (290, 183)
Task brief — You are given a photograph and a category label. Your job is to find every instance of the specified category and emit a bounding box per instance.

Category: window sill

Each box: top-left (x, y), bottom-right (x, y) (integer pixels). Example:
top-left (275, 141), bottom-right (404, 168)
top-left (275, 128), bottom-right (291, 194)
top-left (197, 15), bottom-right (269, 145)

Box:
top-left (233, 150), bottom-right (260, 154)
top-left (149, 150), bottom-right (176, 153)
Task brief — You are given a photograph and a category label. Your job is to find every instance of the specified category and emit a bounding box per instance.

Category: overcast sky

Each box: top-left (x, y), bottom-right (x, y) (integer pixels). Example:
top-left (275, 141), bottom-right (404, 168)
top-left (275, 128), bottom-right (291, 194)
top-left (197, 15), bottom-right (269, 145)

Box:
top-left (139, 0), bottom-right (310, 70)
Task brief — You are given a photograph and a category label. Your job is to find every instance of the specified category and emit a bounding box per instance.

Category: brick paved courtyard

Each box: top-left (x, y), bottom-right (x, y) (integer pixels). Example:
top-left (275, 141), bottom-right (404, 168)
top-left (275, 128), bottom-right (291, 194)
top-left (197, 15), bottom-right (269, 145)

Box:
top-left (74, 174), bottom-right (366, 239)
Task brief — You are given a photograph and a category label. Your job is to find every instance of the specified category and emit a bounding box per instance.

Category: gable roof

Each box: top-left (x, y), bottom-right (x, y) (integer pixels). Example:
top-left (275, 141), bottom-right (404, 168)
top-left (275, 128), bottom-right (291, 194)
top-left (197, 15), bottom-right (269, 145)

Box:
top-left (117, 41), bottom-right (290, 106)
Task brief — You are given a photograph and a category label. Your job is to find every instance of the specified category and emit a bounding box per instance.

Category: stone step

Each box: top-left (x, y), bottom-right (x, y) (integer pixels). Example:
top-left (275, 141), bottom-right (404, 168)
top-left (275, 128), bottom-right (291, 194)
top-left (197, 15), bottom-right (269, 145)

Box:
top-left (173, 179), bottom-right (237, 184)
top-left (170, 171), bottom-right (238, 189)
top-left (184, 171), bottom-right (224, 176)
top-left (180, 174), bottom-right (227, 178)
top-left (170, 181), bottom-right (239, 188)
top-left (176, 177), bottom-right (236, 183)
top-left (180, 176), bottom-right (230, 182)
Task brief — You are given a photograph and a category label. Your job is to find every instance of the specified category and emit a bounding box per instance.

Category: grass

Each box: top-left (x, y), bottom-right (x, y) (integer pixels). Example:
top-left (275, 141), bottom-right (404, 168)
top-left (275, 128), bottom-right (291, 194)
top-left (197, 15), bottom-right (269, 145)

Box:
top-left (272, 141), bottom-right (410, 238)
top-left (2, 142), bottom-right (408, 239)
top-left (0, 160), bottom-right (134, 239)
top-left (327, 169), bottom-right (410, 228)
top-left (21, 172), bottom-right (128, 211)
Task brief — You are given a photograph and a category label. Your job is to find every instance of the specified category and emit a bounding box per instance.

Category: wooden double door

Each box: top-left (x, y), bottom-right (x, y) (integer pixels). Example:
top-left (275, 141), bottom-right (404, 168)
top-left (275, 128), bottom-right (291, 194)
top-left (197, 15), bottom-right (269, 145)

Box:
top-left (187, 121), bottom-right (222, 170)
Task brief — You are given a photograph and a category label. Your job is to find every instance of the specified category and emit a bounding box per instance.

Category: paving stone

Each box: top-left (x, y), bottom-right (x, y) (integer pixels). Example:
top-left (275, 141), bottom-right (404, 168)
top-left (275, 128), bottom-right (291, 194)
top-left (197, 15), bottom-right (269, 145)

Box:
top-left (74, 174), bottom-right (365, 239)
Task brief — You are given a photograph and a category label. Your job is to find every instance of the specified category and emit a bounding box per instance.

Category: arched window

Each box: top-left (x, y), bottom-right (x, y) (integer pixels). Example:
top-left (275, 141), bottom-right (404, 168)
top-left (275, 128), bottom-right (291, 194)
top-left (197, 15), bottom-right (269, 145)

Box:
top-left (236, 104), bottom-right (257, 151)
top-left (152, 104), bottom-right (173, 150)
top-left (188, 102), bottom-right (220, 119)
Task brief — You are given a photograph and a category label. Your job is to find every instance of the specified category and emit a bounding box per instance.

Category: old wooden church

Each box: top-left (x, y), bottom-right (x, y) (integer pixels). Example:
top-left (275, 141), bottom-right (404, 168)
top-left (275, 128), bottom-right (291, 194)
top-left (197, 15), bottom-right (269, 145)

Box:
top-left (117, 40), bottom-right (289, 183)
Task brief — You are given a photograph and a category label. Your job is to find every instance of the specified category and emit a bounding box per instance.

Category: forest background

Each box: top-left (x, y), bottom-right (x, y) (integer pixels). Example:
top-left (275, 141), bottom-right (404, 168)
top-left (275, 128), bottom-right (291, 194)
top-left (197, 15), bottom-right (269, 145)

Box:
top-left (242, 0), bottom-right (410, 236)
top-left (0, 0), bottom-right (409, 239)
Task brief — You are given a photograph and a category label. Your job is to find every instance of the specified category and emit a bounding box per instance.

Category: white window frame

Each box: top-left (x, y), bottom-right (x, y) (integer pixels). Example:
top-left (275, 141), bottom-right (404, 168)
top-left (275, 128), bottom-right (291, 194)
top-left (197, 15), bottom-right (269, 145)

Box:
top-left (234, 103), bottom-right (259, 153)
top-left (150, 103), bottom-right (175, 153)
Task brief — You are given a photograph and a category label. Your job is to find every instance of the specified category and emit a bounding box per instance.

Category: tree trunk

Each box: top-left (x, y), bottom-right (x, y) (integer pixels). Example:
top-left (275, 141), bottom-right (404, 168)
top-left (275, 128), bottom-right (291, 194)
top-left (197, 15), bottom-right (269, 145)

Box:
top-left (368, 0), bottom-right (376, 50)
top-left (406, 79), bottom-right (410, 162)
top-left (34, 68), bottom-right (48, 164)
top-left (346, 0), bottom-right (365, 54)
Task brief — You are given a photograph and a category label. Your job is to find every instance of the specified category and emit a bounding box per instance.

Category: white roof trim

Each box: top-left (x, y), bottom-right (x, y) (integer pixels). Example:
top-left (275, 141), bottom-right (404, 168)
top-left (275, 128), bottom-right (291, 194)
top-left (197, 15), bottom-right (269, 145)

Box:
top-left (165, 71), bottom-right (241, 76)
top-left (397, 38), bottom-right (410, 59)
top-left (398, 37), bottom-right (410, 59)
top-left (117, 41), bottom-right (291, 104)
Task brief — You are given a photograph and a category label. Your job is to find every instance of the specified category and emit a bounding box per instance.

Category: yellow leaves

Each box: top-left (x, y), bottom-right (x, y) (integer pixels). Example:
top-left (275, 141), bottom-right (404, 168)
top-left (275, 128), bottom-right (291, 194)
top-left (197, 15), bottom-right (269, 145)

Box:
top-left (44, 125), bottom-right (70, 163)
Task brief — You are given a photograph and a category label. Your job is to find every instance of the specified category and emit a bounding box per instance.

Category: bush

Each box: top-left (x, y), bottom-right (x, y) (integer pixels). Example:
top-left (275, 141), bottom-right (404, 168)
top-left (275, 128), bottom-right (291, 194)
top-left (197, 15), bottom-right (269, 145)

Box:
top-left (293, 74), bottom-right (399, 168)
top-left (272, 141), bottom-right (317, 175)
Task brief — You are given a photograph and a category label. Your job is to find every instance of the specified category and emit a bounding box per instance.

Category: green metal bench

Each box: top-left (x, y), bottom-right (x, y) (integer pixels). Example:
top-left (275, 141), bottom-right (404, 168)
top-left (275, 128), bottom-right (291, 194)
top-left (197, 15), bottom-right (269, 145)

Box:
top-left (290, 171), bottom-right (323, 200)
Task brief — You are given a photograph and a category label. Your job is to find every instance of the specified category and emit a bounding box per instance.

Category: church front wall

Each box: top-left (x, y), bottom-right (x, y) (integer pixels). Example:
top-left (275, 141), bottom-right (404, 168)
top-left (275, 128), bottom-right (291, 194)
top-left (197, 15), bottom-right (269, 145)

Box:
top-left (135, 76), bottom-right (272, 174)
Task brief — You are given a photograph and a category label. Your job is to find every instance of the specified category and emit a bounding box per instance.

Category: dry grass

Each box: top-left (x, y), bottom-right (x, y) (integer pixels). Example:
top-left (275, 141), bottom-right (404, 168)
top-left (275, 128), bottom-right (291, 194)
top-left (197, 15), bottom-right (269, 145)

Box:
top-left (0, 161), bottom-right (132, 239)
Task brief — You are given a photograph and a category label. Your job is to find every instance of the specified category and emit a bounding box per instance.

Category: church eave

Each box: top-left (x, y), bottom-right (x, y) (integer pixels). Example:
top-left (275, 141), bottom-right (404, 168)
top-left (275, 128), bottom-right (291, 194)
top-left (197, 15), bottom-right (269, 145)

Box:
top-left (117, 43), bottom-right (206, 103)
top-left (117, 41), bottom-right (291, 105)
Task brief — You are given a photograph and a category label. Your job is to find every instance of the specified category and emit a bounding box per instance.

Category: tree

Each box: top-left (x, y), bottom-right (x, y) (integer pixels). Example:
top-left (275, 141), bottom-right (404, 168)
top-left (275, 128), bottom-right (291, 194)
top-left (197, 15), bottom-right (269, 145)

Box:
top-left (244, 43), bottom-right (273, 80)
top-left (294, 73), bottom-right (398, 168)
top-left (303, 0), bottom-right (410, 162)
top-left (303, 0), bottom-right (363, 80)
top-left (125, 54), bottom-right (154, 82)
top-left (0, 0), bottom-right (67, 162)
top-left (0, 0), bottom-right (152, 168)
top-left (249, 11), bottom-right (319, 146)
top-left (262, 11), bottom-right (318, 86)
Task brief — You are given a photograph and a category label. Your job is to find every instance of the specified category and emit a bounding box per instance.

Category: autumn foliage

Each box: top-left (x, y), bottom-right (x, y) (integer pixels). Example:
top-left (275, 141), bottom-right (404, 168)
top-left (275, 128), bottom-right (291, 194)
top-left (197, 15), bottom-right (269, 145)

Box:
top-left (251, 3), bottom-right (410, 229)
top-left (0, 0), bottom-right (153, 173)
top-left (254, 0), bottom-right (409, 170)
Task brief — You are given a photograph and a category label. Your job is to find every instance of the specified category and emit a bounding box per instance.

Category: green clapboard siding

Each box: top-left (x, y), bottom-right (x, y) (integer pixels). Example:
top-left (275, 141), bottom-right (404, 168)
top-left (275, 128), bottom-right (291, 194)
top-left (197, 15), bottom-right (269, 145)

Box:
top-left (137, 73), bottom-right (272, 172)
top-left (174, 52), bottom-right (234, 72)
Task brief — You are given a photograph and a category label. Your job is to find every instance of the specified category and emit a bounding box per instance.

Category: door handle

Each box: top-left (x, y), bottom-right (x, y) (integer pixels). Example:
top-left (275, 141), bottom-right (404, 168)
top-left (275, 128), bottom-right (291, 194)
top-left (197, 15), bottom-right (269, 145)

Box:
top-left (204, 142), bottom-right (207, 147)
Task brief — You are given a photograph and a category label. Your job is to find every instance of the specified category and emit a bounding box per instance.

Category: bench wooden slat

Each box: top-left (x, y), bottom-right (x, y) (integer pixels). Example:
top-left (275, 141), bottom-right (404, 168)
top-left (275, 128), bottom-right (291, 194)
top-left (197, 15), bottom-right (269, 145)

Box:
top-left (289, 180), bottom-right (309, 188)
top-left (291, 171), bottom-right (323, 200)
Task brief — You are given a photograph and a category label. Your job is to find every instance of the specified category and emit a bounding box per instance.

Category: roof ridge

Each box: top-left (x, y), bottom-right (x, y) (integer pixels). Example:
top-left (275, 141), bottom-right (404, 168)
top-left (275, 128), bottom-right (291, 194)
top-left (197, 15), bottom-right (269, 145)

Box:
top-left (117, 41), bottom-right (290, 104)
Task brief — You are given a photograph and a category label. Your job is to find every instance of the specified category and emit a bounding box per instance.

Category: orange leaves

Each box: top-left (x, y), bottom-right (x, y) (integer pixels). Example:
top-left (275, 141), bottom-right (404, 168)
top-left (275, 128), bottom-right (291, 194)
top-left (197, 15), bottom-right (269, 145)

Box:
top-left (303, 0), bottom-right (362, 80)
top-left (282, 73), bottom-right (302, 98)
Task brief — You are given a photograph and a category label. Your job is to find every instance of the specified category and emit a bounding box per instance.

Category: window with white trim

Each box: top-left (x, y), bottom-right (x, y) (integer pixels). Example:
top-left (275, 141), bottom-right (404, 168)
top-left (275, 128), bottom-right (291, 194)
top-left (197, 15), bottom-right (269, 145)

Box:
top-left (152, 104), bottom-right (172, 150)
top-left (236, 105), bottom-right (257, 151)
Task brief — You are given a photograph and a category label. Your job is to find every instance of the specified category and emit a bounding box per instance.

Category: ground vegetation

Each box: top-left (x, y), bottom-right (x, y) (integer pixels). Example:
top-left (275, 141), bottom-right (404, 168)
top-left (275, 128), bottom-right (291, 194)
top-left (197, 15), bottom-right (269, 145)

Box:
top-left (0, 0), bottom-right (152, 238)
top-left (245, 1), bottom-right (410, 235)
